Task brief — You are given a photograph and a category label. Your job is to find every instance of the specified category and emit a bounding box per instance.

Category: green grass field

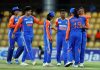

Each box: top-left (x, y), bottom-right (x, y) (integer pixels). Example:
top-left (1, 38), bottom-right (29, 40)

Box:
top-left (0, 60), bottom-right (100, 70)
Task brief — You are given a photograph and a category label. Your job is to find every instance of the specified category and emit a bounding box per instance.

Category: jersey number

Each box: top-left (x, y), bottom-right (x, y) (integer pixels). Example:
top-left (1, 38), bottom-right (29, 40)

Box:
top-left (74, 22), bottom-right (82, 28)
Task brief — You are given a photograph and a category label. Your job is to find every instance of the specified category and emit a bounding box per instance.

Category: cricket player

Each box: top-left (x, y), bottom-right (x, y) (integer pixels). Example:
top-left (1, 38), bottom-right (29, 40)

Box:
top-left (55, 9), bottom-right (69, 66)
top-left (65, 8), bottom-right (86, 67)
top-left (13, 6), bottom-right (43, 66)
top-left (78, 7), bottom-right (90, 67)
top-left (43, 11), bottom-right (55, 66)
top-left (7, 6), bottom-right (24, 64)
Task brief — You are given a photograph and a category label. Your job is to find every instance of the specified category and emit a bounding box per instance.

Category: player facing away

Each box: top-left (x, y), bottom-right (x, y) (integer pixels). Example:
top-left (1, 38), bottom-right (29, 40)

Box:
top-left (43, 11), bottom-right (55, 67)
top-left (66, 8), bottom-right (84, 67)
top-left (55, 9), bottom-right (69, 66)
top-left (13, 6), bottom-right (43, 66)
top-left (7, 6), bottom-right (24, 64)
top-left (78, 7), bottom-right (90, 67)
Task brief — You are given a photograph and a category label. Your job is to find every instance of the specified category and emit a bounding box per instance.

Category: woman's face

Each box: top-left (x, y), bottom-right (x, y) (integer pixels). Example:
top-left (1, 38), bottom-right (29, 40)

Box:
top-left (60, 11), bottom-right (66, 18)
top-left (50, 16), bottom-right (54, 21)
top-left (26, 10), bottom-right (32, 15)
top-left (78, 8), bottom-right (85, 15)
top-left (14, 10), bottom-right (19, 15)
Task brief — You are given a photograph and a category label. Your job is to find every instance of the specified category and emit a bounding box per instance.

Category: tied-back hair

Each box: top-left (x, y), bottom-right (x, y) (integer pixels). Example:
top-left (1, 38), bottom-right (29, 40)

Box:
top-left (73, 9), bottom-right (79, 18)
top-left (79, 7), bottom-right (84, 10)
top-left (23, 6), bottom-right (32, 14)
top-left (47, 13), bottom-right (51, 21)
top-left (60, 9), bottom-right (66, 12)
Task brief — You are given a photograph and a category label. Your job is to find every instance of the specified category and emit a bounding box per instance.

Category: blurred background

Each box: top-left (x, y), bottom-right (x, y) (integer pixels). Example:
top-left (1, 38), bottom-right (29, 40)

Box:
top-left (0, 0), bottom-right (100, 49)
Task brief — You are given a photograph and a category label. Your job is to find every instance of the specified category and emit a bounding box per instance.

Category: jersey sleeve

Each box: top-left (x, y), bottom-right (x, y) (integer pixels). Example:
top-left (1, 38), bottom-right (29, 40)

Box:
top-left (55, 18), bottom-right (58, 27)
top-left (84, 15), bottom-right (90, 29)
top-left (66, 19), bottom-right (70, 40)
top-left (82, 15), bottom-right (90, 29)
top-left (33, 16), bottom-right (43, 25)
top-left (85, 18), bottom-right (90, 28)
top-left (8, 16), bottom-right (16, 28)
top-left (46, 20), bottom-right (52, 40)
top-left (86, 15), bottom-right (91, 19)
top-left (13, 16), bottom-right (23, 33)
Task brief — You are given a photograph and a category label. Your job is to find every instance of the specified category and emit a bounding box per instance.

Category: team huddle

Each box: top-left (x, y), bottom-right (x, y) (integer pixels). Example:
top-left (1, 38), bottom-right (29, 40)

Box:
top-left (7, 6), bottom-right (90, 68)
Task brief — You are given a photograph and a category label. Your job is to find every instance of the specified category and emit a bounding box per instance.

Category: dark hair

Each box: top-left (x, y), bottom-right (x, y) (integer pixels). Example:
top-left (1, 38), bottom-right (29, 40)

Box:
top-left (79, 7), bottom-right (84, 10)
top-left (12, 9), bottom-right (19, 15)
top-left (23, 6), bottom-right (32, 13)
top-left (11, 9), bottom-right (15, 14)
top-left (78, 7), bottom-right (85, 13)
top-left (11, 10), bottom-right (18, 15)
top-left (47, 14), bottom-right (51, 21)
top-left (60, 9), bottom-right (66, 12)
top-left (73, 9), bottom-right (79, 18)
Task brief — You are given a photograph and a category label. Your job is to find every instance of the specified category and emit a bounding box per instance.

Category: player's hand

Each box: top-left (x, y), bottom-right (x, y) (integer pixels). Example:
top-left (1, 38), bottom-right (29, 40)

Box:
top-left (49, 38), bottom-right (52, 43)
top-left (12, 33), bottom-right (15, 39)
top-left (82, 25), bottom-right (87, 29)
top-left (40, 14), bottom-right (44, 18)
top-left (51, 27), bottom-right (57, 31)
top-left (19, 24), bottom-right (22, 28)
top-left (79, 24), bottom-right (83, 28)
top-left (66, 37), bottom-right (68, 41)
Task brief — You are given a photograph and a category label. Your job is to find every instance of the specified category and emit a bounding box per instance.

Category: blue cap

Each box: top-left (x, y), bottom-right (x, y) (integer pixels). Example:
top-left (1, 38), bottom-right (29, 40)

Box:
top-left (49, 11), bottom-right (55, 17)
top-left (12, 6), bottom-right (20, 11)
top-left (70, 8), bottom-right (75, 13)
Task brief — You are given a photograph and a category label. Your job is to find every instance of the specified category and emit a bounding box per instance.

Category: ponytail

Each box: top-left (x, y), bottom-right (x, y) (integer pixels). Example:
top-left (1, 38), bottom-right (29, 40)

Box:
top-left (73, 9), bottom-right (79, 18)
top-left (47, 14), bottom-right (51, 21)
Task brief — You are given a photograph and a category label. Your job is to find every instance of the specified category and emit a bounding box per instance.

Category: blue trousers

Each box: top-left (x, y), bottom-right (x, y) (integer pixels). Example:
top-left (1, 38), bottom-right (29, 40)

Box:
top-left (56, 32), bottom-right (68, 64)
top-left (43, 36), bottom-right (52, 63)
top-left (68, 31), bottom-right (82, 65)
top-left (22, 35), bottom-right (34, 62)
top-left (7, 32), bottom-right (24, 62)
top-left (80, 32), bottom-right (87, 63)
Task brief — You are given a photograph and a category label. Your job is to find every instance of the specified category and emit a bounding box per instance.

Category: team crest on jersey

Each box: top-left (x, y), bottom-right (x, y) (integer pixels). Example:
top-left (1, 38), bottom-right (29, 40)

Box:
top-left (15, 18), bottom-right (18, 21)
top-left (24, 18), bottom-right (28, 20)
top-left (58, 21), bottom-right (61, 24)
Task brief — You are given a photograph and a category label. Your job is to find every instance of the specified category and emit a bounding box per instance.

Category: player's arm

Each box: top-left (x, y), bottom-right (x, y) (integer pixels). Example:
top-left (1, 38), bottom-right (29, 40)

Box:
top-left (51, 27), bottom-right (57, 31)
top-left (85, 18), bottom-right (90, 29)
top-left (8, 16), bottom-right (16, 28)
top-left (85, 15), bottom-right (91, 29)
top-left (46, 20), bottom-right (52, 42)
top-left (82, 16), bottom-right (90, 29)
top-left (66, 20), bottom-right (70, 40)
top-left (51, 18), bottom-right (58, 31)
top-left (55, 18), bottom-right (59, 27)
top-left (33, 16), bottom-right (43, 25)
top-left (13, 17), bottom-right (23, 34)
